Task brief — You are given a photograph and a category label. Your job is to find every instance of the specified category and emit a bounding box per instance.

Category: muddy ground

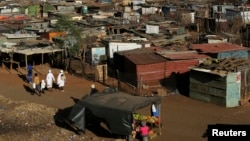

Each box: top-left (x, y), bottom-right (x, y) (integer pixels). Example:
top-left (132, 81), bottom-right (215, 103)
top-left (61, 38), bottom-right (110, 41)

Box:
top-left (0, 65), bottom-right (250, 141)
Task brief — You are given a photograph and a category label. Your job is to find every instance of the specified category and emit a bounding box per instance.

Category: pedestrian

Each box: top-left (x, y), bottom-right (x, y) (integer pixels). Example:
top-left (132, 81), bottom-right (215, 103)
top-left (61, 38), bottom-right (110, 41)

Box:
top-left (33, 73), bottom-right (41, 96)
top-left (57, 70), bottom-right (66, 92)
top-left (27, 63), bottom-right (33, 84)
top-left (41, 80), bottom-right (46, 94)
top-left (46, 69), bottom-right (55, 91)
top-left (90, 84), bottom-right (98, 95)
top-left (139, 121), bottom-right (149, 141)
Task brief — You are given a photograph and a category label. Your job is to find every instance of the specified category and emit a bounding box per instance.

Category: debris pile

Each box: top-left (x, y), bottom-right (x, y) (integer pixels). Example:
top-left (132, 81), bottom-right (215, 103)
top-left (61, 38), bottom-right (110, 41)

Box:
top-left (200, 57), bottom-right (250, 73)
top-left (0, 96), bottom-right (86, 141)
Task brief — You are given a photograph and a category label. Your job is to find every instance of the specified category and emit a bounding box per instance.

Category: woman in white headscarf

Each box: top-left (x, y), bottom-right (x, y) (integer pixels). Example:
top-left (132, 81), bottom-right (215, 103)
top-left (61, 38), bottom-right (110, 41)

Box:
top-left (57, 70), bottom-right (66, 92)
top-left (46, 69), bottom-right (55, 91)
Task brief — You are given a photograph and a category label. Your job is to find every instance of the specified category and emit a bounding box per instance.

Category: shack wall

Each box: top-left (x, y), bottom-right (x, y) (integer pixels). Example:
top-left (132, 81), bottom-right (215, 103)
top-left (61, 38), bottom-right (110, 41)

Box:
top-left (189, 70), bottom-right (241, 107)
top-left (217, 50), bottom-right (248, 60)
top-left (136, 62), bottom-right (165, 87)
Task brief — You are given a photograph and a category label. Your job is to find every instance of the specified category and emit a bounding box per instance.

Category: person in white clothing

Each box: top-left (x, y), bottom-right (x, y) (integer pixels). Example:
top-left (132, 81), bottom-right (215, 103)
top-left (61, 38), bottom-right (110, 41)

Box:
top-left (57, 70), bottom-right (66, 92)
top-left (41, 80), bottom-right (46, 93)
top-left (46, 69), bottom-right (55, 91)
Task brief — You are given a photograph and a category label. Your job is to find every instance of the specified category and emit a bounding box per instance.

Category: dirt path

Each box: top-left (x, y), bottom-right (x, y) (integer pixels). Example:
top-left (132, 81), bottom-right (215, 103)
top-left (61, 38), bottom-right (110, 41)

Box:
top-left (1, 67), bottom-right (250, 141)
top-left (0, 65), bottom-right (107, 108)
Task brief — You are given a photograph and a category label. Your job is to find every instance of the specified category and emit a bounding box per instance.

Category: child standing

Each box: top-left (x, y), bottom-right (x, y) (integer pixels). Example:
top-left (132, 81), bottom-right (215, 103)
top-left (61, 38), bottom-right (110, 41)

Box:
top-left (41, 80), bottom-right (46, 94)
top-left (139, 121), bottom-right (149, 141)
top-left (33, 73), bottom-right (41, 96)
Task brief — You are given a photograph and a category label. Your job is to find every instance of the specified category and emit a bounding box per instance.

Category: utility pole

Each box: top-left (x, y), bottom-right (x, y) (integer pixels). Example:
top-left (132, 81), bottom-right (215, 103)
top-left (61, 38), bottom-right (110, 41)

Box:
top-left (247, 27), bottom-right (249, 47)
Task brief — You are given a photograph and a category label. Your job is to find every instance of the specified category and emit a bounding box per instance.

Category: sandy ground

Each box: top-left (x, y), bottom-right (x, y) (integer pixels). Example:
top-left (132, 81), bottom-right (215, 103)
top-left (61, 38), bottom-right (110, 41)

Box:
top-left (1, 66), bottom-right (250, 141)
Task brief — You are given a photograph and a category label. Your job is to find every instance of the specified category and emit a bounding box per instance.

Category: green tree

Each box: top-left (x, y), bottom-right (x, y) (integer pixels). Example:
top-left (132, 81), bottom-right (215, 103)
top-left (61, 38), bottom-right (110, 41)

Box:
top-left (54, 16), bottom-right (86, 76)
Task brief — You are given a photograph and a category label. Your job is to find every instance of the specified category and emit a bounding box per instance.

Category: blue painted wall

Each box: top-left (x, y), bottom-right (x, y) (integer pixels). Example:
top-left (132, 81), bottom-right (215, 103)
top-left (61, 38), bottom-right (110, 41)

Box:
top-left (217, 50), bottom-right (248, 60)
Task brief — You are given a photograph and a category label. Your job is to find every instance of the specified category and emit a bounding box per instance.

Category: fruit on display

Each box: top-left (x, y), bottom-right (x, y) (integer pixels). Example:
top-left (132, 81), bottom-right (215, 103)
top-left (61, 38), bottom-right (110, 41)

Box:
top-left (133, 113), bottom-right (159, 123)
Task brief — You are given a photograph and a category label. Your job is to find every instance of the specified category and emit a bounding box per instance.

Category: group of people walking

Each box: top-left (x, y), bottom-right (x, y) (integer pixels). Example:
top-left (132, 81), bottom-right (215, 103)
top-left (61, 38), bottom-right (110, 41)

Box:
top-left (27, 64), bottom-right (66, 96)
top-left (45, 69), bottom-right (66, 92)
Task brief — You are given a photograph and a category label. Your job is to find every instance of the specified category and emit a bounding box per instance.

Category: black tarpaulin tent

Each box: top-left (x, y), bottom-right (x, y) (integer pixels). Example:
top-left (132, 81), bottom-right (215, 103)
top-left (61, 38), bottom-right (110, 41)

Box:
top-left (68, 90), bottom-right (162, 136)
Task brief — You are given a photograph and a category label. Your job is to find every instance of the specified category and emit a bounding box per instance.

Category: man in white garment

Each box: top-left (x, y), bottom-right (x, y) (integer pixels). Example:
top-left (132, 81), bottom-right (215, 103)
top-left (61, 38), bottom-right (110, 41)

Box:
top-left (57, 70), bottom-right (66, 92)
top-left (46, 69), bottom-right (55, 91)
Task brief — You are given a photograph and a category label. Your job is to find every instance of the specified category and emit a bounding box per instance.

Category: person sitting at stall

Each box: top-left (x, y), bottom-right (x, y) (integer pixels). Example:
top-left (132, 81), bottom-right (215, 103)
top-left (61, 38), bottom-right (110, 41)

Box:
top-left (151, 104), bottom-right (159, 117)
top-left (151, 104), bottom-right (160, 127)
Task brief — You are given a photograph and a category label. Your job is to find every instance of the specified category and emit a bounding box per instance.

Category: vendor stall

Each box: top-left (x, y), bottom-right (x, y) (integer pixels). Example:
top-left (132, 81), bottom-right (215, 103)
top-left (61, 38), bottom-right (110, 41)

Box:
top-left (132, 113), bottom-right (160, 139)
top-left (67, 88), bottom-right (162, 140)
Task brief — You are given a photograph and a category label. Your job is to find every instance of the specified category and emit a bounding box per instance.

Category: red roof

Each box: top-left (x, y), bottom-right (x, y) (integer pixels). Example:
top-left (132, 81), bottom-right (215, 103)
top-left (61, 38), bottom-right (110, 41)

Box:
top-left (191, 43), bottom-right (249, 53)
top-left (116, 48), bottom-right (168, 65)
top-left (0, 15), bottom-right (10, 21)
top-left (155, 50), bottom-right (209, 60)
top-left (161, 53), bottom-right (209, 60)
top-left (124, 52), bottom-right (167, 65)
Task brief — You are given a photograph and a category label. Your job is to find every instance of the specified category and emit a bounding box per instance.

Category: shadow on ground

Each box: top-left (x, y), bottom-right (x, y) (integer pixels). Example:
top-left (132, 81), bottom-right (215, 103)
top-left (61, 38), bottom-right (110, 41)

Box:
top-left (23, 84), bottom-right (35, 95)
top-left (18, 74), bottom-right (28, 83)
top-left (53, 106), bottom-right (80, 134)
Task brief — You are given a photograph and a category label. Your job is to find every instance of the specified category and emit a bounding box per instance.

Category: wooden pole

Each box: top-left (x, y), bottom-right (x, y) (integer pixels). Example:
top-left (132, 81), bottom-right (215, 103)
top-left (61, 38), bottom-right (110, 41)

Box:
top-left (61, 51), bottom-right (63, 65)
top-left (25, 55), bottom-right (28, 70)
top-left (158, 103), bottom-right (162, 135)
top-left (116, 69), bottom-right (120, 90)
top-left (10, 50), bottom-right (13, 72)
top-left (52, 51), bottom-right (54, 66)
top-left (41, 53), bottom-right (44, 65)
top-left (103, 65), bottom-right (106, 84)
top-left (139, 75), bottom-right (142, 96)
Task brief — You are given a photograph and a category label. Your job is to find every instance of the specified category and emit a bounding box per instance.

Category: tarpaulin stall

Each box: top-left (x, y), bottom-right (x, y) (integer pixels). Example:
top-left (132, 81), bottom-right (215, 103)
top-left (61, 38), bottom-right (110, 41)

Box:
top-left (67, 89), bottom-right (162, 138)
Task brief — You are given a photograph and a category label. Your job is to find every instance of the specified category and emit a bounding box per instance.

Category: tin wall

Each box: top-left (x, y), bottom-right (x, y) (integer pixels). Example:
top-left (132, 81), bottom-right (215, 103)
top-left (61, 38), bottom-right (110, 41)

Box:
top-left (165, 60), bottom-right (200, 77)
top-left (121, 59), bottom-right (165, 87)
top-left (189, 69), bottom-right (241, 107)
top-left (136, 62), bottom-right (165, 86)
top-left (121, 59), bottom-right (199, 88)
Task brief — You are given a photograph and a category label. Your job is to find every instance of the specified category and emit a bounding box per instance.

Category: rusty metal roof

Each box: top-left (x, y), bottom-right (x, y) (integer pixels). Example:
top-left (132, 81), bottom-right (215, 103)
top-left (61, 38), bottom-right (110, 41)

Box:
top-left (124, 52), bottom-right (167, 65)
top-left (191, 43), bottom-right (249, 53)
top-left (159, 53), bottom-right (209, 60)
top-left (155, 50), bottom-right (209, 60)
top-left (117, 48), bottom-right (168, 65)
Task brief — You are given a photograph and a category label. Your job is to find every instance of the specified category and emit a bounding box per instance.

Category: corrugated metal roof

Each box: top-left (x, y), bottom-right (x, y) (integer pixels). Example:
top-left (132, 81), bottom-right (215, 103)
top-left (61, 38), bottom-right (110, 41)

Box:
top-left (125, 53), bottom-right (167, 65)
top-left (160, 53), bottom-right (209, 60)
top-left (117, 48), bottom-right (168, 65)
top-left (155, 50), bottom-right (209, 60)
top-left (191, 43), bottom-right (249, 53)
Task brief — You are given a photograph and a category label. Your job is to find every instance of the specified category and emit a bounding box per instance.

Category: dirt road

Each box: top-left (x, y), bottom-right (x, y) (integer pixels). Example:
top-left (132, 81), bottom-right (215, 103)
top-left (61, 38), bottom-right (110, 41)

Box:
top-left (1, 67), bottom-right (250, 141)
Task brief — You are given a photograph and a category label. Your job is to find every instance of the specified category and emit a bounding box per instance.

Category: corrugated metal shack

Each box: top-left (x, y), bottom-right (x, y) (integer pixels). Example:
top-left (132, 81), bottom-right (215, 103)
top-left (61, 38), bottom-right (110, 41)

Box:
top-left (189, 43), bottom-right (250, 107)
top-left (190, 67), bottom-right (241, 107)
top-left (155, 50), bottom-right (209, 95)
top-left (155, 50), bottom-right (209, 76)
top-left (114, 48), bottom-right (167, 89)
top-left (114, 47), bottom-right (209, 95)
top-left (190, 57), bottom-right (250, 107)
top-left (191, 43), bottom-right (249, 60)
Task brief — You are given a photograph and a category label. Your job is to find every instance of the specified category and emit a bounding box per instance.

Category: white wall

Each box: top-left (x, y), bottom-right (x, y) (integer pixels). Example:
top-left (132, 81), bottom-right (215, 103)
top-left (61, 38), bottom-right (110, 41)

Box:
top-left (146, 25), bottom-right (159, 34)
top-left (132, 0), bottom-right (145, 5)
top-left (108, 42), bottom-right (142, 58)
top-left (142, 7), bottom-right (157, 15)
top-left (1, 9), bottom-right (11, 14)
top-left (208, 39), bottom-right (228, 43)
top-left (241, 11), bottom-right (250, 24)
